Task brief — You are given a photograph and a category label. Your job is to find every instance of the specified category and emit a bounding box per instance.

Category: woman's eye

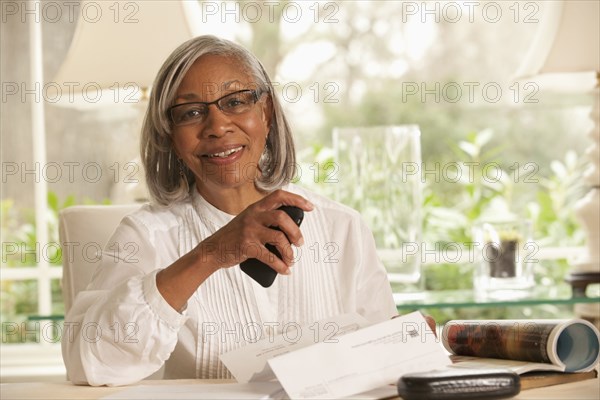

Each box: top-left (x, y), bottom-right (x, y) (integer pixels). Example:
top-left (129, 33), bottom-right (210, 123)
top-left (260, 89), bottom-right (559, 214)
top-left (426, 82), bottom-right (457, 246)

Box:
top-left (224, 98), bottom-right (244, 108)
top-left (181, 106), bottom-right (205, 121)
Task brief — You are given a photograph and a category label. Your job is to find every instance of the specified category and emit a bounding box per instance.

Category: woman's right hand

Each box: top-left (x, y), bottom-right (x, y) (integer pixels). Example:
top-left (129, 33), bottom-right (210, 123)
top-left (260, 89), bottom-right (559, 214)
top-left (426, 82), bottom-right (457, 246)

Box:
top-left (195, 190), bottom-right (314, 276)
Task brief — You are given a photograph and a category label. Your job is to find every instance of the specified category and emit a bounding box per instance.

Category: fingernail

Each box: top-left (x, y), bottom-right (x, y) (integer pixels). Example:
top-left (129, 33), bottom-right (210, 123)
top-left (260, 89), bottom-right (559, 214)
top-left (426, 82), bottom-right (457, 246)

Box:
top-left (283, 268), bottom-right (292, 275)
top-left (297, 237), bottom-right (305, 246)
top-left (306, 200), bottom-right (315, 210)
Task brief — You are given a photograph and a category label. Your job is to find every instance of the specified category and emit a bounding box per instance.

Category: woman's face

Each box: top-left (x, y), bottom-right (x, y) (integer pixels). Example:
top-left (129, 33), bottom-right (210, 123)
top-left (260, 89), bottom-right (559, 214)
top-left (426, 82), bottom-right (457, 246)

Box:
top-left (170, 54), bottom-right (272, 195)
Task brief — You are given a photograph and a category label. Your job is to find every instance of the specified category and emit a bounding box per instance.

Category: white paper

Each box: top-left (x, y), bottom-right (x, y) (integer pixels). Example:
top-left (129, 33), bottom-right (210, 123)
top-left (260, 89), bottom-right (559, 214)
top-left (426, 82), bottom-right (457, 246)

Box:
top-left (268, 311), bottom-right (451, 399)
top-left (348, 384), bottom-right (399, 400)
top-left (102, 382), bottom-right (286, 400)
top-left (220, 313), bottom-right (370, 383)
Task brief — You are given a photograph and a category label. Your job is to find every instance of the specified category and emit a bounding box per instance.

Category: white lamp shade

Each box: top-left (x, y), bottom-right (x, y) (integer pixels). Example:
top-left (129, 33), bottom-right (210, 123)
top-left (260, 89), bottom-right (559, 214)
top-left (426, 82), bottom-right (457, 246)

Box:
top-left (516, 0), bottom-right (600, 79)
top-left (52, 0), bottom-right (201, 92)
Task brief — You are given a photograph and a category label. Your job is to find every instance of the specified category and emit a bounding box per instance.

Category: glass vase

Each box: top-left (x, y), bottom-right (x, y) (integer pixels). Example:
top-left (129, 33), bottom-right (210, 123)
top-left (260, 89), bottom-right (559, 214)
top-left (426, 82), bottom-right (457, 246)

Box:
top-left (333, 125), bottom-right (423, 297)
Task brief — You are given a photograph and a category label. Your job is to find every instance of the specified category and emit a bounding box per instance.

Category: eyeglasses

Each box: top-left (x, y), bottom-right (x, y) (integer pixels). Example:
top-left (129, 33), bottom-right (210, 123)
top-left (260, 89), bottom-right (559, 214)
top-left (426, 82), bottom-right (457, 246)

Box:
top-left (169, 89), bottom-right (263, 127)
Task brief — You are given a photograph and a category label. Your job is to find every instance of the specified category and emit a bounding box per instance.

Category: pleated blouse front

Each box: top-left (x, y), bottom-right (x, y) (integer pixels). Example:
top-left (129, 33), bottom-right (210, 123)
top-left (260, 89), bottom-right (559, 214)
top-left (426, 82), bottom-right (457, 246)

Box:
top-left (62, 184), bottom-right (396, 386)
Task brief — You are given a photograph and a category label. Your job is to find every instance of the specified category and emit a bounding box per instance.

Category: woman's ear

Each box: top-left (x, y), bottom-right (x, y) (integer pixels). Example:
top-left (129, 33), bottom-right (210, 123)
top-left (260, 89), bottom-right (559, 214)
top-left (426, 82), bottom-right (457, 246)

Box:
top-left (261, 93), bottom-right (274, 130)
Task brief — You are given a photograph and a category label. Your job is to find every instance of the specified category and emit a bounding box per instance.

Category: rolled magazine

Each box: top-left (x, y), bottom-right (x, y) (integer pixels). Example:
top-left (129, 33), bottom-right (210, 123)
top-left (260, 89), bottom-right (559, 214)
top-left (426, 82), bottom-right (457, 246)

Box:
top-left (442, 319), bottom-right (600, 373)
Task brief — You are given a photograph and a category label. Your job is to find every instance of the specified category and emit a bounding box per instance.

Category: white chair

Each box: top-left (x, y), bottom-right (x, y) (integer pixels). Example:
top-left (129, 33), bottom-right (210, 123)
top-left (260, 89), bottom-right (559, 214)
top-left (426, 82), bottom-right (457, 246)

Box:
top-left (59, 204), bottom-right (140, 314)
top-left (59, 204), bottom-right (166, 380)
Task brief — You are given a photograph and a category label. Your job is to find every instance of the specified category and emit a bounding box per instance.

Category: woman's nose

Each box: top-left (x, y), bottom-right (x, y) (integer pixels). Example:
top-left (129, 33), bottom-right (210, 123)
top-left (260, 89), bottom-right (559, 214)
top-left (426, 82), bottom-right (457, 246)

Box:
top-left (200, 105), bottom-right (233, 138)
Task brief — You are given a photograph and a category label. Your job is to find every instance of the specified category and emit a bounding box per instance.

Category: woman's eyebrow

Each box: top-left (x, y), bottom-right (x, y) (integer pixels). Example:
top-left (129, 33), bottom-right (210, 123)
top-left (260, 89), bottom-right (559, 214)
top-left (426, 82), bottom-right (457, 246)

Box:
top-left (173, 80), bottom-right (247, 102)
top-left (174, 93), bottom-right (199, 101)
top-left (222, 80), bottom-right (244, 89)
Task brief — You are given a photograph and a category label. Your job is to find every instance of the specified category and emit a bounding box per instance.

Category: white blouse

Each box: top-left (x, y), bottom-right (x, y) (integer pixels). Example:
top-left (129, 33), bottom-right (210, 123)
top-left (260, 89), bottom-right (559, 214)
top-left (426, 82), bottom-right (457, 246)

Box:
top-left (62, 184), bottom-right (397, 386)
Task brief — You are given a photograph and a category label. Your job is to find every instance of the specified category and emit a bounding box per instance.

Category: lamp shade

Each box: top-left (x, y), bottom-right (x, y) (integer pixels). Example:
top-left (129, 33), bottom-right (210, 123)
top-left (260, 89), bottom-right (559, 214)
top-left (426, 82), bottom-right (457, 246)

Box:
top-left (51, 0), bottom-right (201, 107)
top-left (516, 0), bottom-right (600, 79)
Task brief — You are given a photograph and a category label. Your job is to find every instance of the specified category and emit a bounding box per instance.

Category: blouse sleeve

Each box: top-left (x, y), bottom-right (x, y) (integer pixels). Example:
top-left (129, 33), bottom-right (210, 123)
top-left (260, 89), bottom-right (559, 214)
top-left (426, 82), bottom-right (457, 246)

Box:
top-left (354, 216), bottom-right (398, 322)
top-left (61, 215), bottom-right (188, 386)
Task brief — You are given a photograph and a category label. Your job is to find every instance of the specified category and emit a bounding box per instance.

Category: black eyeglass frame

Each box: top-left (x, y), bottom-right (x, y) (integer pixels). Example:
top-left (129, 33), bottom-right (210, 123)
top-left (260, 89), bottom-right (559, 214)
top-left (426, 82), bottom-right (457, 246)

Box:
top-left (168, 89), bottom-right (264, 127)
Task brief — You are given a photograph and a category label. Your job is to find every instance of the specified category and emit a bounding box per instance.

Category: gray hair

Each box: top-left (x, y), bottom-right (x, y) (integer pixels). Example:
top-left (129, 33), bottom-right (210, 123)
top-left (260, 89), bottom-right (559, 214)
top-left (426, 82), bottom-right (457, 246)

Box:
top-left (141, 35), bottom-right (296, 206)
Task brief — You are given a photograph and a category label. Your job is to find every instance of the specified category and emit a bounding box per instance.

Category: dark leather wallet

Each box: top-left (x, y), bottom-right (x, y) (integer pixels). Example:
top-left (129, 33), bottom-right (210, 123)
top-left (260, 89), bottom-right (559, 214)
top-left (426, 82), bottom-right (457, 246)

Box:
top-left (397, 367), bottom-right (521, 400)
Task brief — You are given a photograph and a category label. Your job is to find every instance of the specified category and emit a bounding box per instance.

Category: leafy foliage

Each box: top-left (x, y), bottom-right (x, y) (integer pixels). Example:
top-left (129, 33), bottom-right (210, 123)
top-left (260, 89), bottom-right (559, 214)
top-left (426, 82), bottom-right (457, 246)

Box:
top-left (1, 193), bottom-right (109, 343)
top-left (299, 127), bottom-right (586, 323)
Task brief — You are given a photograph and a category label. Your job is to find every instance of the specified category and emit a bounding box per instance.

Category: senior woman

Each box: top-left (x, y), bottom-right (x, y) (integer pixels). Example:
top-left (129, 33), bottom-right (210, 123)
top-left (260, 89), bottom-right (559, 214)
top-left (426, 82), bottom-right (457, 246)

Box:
top-left (62, 35), bottom-right (396, 386)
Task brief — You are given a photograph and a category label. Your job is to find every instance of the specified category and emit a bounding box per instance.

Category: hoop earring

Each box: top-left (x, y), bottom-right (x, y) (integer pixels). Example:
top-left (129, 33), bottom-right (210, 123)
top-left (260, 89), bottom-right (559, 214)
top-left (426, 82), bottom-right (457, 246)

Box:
top-left (178, 159), bottom-right (190, 194)
top-left (258, 144), bottom-right (272, 176)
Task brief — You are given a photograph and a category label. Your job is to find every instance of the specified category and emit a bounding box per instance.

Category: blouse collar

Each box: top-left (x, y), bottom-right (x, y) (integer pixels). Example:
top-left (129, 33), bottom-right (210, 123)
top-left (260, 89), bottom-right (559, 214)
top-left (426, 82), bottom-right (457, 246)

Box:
top-left (191, 188), bottom-right (235, 228)
top-left (190, 184), bottom-right (291, 228)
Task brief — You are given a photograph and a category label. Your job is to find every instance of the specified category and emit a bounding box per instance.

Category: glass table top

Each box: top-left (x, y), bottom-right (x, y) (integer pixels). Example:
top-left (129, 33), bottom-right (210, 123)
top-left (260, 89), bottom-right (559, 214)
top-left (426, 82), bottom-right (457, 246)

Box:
top-left (394, 283), bottom-right (600, 310)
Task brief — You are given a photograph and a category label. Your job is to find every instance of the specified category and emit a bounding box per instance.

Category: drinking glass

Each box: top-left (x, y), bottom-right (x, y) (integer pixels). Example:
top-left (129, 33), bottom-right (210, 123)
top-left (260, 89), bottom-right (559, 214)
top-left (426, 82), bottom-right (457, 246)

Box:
top-left (472, 219), bottom-right (535, 299)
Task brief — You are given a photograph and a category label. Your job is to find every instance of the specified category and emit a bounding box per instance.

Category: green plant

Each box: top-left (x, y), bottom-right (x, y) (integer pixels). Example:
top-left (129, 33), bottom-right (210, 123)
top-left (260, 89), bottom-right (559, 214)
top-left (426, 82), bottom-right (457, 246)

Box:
top-left (301, 128), bottom-right (586, 322)
top-left (1, 192), bottom-right (110, 343)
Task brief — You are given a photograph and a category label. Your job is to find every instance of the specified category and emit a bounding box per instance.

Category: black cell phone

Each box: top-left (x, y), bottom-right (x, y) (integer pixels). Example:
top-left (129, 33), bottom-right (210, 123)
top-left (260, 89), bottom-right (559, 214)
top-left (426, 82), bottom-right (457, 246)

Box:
top-left (397, 368), bottom-right (520, 400)
top-left (239, 206), bottom-right (304, 288)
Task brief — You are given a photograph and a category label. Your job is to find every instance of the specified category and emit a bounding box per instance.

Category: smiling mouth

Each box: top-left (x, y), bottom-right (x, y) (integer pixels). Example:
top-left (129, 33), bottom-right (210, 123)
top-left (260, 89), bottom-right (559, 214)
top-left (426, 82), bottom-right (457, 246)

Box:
top-left (205, 146), bottom-right (244, 158)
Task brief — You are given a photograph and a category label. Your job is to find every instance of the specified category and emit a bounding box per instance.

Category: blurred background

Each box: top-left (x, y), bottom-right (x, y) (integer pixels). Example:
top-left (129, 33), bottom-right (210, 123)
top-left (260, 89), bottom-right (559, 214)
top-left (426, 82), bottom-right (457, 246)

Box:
top-left (1, 0), bottom-right (597, 380)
